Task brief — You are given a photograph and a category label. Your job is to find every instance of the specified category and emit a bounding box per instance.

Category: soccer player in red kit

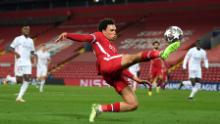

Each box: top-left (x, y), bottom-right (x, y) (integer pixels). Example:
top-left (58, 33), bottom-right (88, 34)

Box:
top-left (55, 18), bottom-right (180, 122)
top-left (148, 41), bottom-right (168, 96)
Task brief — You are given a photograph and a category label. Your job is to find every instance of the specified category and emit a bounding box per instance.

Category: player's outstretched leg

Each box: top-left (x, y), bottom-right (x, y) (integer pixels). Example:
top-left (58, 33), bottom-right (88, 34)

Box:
top-left (121, 41), bottom-right (180, 69)
top-left (160, 41), bottom-right (181, 59)
top-left (89, 86), bottom-right (138, 122)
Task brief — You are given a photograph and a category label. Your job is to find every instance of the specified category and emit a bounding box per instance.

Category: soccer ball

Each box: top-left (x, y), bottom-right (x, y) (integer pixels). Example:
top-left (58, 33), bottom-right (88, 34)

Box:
top-left (164, 26), bottom-right (183, 43)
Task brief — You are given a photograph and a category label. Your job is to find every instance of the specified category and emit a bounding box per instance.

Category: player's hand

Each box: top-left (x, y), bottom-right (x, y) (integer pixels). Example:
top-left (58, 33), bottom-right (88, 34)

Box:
top-left (15, 53), bottom-right (20, 59)
top-left (136, 78), bottom-right (151, 84)
top-left (55, 32), bottom-right (67, 43)
top-left (141, 79), bottom-right (151, 84)
top-left (182, 68), bottom-right (186, 73)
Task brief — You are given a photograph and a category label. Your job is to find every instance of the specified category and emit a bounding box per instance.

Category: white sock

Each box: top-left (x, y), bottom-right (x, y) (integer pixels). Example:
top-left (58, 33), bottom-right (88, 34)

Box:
top-left (39, 80), bottom-right (45, 92)
top-left (98, 105), bottom-right (103, 112)
top-left (17, 81), bottom-right (29, 99)
top-left (182, 80), bottom-right (192, 86)
top-left (189, 83), bottom-right (201, 98)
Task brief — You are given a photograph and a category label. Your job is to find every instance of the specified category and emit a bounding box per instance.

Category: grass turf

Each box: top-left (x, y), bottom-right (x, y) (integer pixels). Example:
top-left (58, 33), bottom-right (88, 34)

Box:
top-left (0, 85), bottom-right (220, 124)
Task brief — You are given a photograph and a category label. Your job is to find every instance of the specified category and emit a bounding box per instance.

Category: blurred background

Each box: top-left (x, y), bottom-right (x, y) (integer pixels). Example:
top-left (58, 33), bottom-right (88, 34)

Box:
top-left (0, 0), bottom-right (219, 90)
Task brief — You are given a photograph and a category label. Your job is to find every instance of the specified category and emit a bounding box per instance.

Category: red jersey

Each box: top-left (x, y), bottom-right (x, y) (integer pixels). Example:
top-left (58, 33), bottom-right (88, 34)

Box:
top-left (150, 55), bottom-right (167, 74)
top-left (66, 32), bottom-right (118, 62)
top-left (66, 32), bottom-right (133, 78)
top-left (150, 58), bottom-right (163, 71)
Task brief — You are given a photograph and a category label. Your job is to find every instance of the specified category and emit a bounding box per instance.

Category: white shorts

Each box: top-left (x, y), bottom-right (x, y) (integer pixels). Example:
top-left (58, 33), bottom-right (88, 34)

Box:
top-left (188, 69), bottom-right (202, 79)
top-left (37, 65), bottom-right (48, 77)
top-left (14, 65), bottom-right (32, 77)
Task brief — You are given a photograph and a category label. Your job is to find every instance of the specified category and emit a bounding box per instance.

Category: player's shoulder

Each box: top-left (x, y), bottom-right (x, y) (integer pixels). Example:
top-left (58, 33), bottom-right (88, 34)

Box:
top-left (46, 52), bottom-right (51, 56)
top-left (36, 50), bottom-right (40, 55)
top-left (93, 31), bottom-right (102, 35)
top-left (190, 47), bottom-right (196, 50)
top-left (27, 37), bottom-right (34, 42)
top-left (93, 32), bottom-right (104, 39)
top-left (188, 47), bottom-right (196, 52)
top-left (14, 35), bottom-right (23, 40)
top-left (200, 48), bottom-right (206, 54)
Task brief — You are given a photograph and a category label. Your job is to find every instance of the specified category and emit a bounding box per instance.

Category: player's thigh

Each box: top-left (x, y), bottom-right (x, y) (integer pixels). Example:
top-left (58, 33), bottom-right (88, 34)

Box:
top-left (195, 70), bottom-right (202, 79)
top-left (101, 55), bottom-right (123, 74)
top-left (23, 66), bottom-right (32, 81)
top-left (15, 66), bottom-right (23, 77)
top-left (120, 86), bottom-right (138, 105)
top-left (41, 66), bottom-right (48, 77)
top-left (16, 76), bottom-right (23, 84)
top-left (189, 69), bottom-right (201, 79)
top-left (189, 70), bottom-right (196, 78)
top-left (37, 67), bottom-right (44, 78)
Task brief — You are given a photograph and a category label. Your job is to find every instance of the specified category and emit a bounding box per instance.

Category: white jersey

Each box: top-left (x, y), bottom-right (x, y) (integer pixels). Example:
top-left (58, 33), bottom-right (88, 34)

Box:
top-left (36, 50), bottom-right (50, 77)
top-left (183, 47), bottom-right (209, 71)
top-left (36, 50), bottom-right (50, 67)
top-left (128, 63), bottom-right (140, 77)
top-left (10, 35), bottom-right (35, 66)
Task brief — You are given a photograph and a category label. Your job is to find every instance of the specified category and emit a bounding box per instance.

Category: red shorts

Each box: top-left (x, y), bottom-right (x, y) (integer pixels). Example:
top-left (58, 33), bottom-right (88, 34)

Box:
top-left (151, 69), bottom-right (167, 81)
top-left (99, 55), bottom-right (129, 94)
top-left (162, 71), bottom-right (168, 81)
top-left (151, 69), bottom-right (162, 79)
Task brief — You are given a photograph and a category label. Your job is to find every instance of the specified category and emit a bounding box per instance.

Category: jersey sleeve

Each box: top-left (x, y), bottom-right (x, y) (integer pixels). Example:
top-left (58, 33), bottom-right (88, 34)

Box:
top-left (66, 33), bottom-right (96, 43)
top-left (10, 37), bottom-right (19, 48)
top-left (183, 49), bottom-right (192, 69)
top-left (47, 52), bottom-right (51, 60)
top-left (31, 39), bottom-right (35, 52)
top-left (203, 51), bottom-right (209, 69)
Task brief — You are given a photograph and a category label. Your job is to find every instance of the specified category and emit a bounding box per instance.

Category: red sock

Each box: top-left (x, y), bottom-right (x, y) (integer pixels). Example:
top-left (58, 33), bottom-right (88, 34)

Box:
top-left (141, 50), bottom-right (160, 61)
top-left (101, 102), bottom-right (120, 112)
top-left (147, 83), bottom-right (152, 91)
top-left (161, 82), bottom-right (166, 89)
top-left (157, 80), bottom-right (162, 87)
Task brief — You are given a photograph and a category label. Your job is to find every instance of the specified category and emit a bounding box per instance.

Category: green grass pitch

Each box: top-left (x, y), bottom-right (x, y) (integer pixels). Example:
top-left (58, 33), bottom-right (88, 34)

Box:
top-left (0, 85), bottom-right (220, 124)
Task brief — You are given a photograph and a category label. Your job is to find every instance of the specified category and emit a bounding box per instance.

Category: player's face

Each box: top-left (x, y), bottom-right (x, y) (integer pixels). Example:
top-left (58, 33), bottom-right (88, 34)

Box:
top-left (153, 43), bottom-right (160, 50)
top-left (103, 24), bottom-right (117, 41)
top-left (22, 26), bottom-right (30, 36)
top-left (40, 45), bottom-right (47, 51)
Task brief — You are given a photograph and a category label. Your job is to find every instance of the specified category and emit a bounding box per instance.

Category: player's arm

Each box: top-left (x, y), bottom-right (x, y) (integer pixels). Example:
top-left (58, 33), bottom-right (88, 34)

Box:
top-left (47, 57), bottom-right (51, 64)
top-left (31, 51), bottom-right (37, 66)
top-left (203, 51), bottom-right (209, 69)
top-left (122, 69), bottom-right (133, 79)
top-left (8, 38), bottom-right (20, 58)
top-left (7, 46), bottom-right (20, 59)
top-left (30, 40), bottom-right (37, 66)
top-left (55, 32), bottom-right (95, 43)
top-left (123, 69), bottom-right (148, 84)
top-left (182, 50), bottom-right (191, 70)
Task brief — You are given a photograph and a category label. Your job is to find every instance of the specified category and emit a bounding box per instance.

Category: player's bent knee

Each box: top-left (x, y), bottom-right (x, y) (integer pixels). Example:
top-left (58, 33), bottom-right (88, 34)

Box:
top-left (129, 102), bottom-right (139, 111)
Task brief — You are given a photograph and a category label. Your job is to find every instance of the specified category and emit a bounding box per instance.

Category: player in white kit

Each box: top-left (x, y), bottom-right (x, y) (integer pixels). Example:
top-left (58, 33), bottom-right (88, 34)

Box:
top-left (9, 26), bottom-right (36, 102)
top-left (128, 63), bottom-right (140, 92)
top-left (36, 44), bottom-right (50, 92)
top-left (3, 42), bottom-right (25, 85)
top-left (179, 41), bottom-right (209, 99)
